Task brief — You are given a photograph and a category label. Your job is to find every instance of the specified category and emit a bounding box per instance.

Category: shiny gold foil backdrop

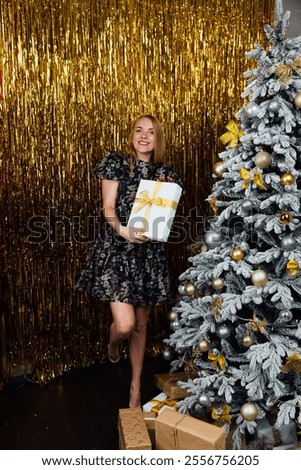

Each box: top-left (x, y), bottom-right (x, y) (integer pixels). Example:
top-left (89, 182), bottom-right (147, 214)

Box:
top-left (0, 0), bottom-right (274, 383)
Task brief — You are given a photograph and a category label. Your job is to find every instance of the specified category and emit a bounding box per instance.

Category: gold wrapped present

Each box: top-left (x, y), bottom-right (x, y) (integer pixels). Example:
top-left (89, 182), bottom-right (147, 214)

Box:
top-left (154, 371), bottom-right (191, 399)
top-left (142, 392), bottom-right (178, 416)
top-left (118, 408), bottom-right (152, 450)
top-left (155, 408), bottom-right (226, 450)
top-left (127, 180), bottom-right (182, 242)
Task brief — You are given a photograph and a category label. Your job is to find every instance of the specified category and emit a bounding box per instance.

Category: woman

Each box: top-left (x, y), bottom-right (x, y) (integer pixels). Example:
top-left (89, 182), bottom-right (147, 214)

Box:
top-left (76, 114), bottom-right (184, 408)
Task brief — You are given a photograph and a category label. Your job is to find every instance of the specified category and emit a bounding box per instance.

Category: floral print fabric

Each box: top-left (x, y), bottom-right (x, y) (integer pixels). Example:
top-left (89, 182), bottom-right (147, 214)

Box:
top-left (76, 152), bottom-right (184, 306)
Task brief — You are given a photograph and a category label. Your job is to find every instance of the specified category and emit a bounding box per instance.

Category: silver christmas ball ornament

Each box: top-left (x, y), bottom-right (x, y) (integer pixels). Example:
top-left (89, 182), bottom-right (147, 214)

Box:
top-left (240, 402), bottom-right (258, 421)
top-left (204, 230), bottom-right (223, 248)
top-left (216, 324), bottom-right (231, 339)
top-left (241, 199), bottom-right (253, 212)
top-left (281, 236), bottom-right (297, 251)
top-left (267, 100), bottom-right (280, 112)
top-left (161, 348), bottom-right (173, 361)
top-left (245, 102), bottom-right (260, 118)
top-left (170, 319), bottom-right (180, 330)
top-left (197, 394), bottom-right (211, 407)
top-left (279, 310), bottom-right (293, 322)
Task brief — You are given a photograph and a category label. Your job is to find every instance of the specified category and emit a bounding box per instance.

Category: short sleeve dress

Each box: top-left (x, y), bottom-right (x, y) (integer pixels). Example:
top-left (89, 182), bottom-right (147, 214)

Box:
top-left (76, 151), bottom-right (185, 306)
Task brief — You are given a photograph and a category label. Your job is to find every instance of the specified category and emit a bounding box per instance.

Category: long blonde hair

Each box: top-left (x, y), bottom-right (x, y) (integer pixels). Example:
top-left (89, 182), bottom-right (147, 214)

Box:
top-left (128, 114), bottom-right (166, 175)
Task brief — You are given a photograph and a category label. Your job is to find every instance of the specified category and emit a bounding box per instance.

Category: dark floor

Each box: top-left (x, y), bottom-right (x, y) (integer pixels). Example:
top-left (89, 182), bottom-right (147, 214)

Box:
top-left (0, 355), bottom-right (170, 450)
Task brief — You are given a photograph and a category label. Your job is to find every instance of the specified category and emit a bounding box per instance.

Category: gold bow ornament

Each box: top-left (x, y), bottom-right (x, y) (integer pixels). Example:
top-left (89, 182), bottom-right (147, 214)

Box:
top-left (249, 311), bottom-right (268, 333)
top-left (275, 55), bottom-right (301, 85)
top-left (240, 168), bottom-right (267, 191)
top-left (282, 352), bottom-right (301, 374)
top-left (208, 352), bottom-right (226, 372)
top-left (212, 404), bottom-right (231, 425)
top-left (220, 120), bottom-right (244, 148)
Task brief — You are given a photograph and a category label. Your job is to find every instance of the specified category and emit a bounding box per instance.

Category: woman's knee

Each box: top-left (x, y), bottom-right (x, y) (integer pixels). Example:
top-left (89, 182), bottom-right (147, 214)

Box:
top-left (115, 320), bottom-right (135, 338)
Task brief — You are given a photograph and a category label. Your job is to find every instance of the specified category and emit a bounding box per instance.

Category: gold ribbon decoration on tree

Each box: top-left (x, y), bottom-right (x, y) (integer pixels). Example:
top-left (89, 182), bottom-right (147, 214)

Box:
top-left (211, 404), bottom-right (231, 425)
top-left (275, 55), bottom-right (301, 85)
top-left (211, 296), bottom-right (222, 320)
top-left (282, 352), bottom-right (301, 374)
top-left (240, 168), bottom-right (267, 190)
top-left (220, 120), bottom-right (244, 148)
top-left (209, 196), bottom-right (218, 215)
top-left (208, 352), bottom-right (226, 372)
top-left (286, 259), bottom-right (299, 276)
top-left (249, 311), bottom-right (268, 333)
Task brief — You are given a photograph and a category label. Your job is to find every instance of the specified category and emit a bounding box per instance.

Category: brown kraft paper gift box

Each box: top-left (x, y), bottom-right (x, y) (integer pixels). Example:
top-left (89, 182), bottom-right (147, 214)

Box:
top-left (153, 372), bottom-right (191, 399)
top-left (155, 408), bottom-right (226, 450)
top-left (118, 408), bottom-right (152, 450)
top-left (143, 411), bottom-right (156, 449)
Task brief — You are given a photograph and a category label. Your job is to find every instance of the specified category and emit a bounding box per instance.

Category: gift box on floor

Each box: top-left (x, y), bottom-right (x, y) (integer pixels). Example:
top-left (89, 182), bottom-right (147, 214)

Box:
top-left (154, 371), bottom-right (191, 399)
top-left (127, 180), bottom-right (182, 242)
top-left (155, 408), bottom-right (226, 450)
top-left (142, 392), bottom-right (178, 416)
top-left (118, 408), bottom-right (152, 450)
top-left (143, 411), bottom-right (156, 449)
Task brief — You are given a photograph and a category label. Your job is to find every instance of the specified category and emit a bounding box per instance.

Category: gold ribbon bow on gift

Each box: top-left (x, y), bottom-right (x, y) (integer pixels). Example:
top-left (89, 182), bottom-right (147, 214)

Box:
top-left (240, 168), bottom-right (267, 191)
top-left (275, 55), bottom-right (301, 85)
top-left (212, 404), bottom-right (231, 425)
top-left (220, 120), bottom-right (244, 148)
top-left (281, 352), bottom-right (301, 374)
top-left (133, 181), bottom-right (178, 230)
top-left (150, 396), bottom-right (178, 414)
top-left (208, 352), bottom-right (226, 372)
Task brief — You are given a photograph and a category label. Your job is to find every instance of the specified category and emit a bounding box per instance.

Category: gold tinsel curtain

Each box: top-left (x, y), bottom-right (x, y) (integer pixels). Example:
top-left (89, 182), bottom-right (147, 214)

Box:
top-left (0, 0), bottom-right (274, 384)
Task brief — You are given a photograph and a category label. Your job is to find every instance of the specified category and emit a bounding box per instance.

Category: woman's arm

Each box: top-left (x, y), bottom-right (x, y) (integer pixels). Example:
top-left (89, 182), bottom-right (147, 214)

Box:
top-left (101, 179), bottom-right (147, 243)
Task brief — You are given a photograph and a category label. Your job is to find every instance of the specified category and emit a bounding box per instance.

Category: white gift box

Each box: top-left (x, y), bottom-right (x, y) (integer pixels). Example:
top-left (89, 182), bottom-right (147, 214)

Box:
top-left (142, 392), bottom-right (178, 416)
top-left (127, 180), bottom-right (182, 242)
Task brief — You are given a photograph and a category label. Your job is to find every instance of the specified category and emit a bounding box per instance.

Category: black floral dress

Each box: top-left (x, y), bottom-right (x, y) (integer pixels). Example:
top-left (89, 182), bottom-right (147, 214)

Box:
top-left (76, 151), bottom-right (185, 306)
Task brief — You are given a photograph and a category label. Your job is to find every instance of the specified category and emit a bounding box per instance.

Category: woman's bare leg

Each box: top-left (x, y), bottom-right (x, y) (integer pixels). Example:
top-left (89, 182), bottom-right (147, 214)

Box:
top-left (128, 305), bottom-right (151, 407)
top-left (108, 302), bottom-right (135, 360)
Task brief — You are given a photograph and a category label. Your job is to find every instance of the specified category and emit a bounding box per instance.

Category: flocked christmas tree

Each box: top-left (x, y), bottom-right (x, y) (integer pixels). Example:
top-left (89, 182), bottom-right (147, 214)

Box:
top-left (164, 0), bottom-right (301, 449)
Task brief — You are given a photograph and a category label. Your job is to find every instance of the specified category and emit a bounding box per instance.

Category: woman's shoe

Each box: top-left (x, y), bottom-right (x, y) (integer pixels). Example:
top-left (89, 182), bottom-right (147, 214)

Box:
top-left (108, 344), bottom-right (120, 363)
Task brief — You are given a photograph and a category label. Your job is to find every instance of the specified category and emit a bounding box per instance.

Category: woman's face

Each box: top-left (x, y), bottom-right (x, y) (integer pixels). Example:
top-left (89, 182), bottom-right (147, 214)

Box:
top-left (132, 117), bottom-right (155, 160)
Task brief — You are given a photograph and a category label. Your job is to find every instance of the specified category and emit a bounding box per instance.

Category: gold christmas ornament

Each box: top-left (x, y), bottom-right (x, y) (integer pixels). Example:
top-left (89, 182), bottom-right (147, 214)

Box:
top-left (198, 339), bottom-right (210, 352)
top-left (251, 268), bottom-right (268, 287)
top-left (241, 333), bottom-right (253, 348)
top-left (184, 283), bottom-right (197, 296)
top-left (168, 311), bottom-right (178, 321)
top-left (253, 150), bottom-right (272, 168)
top-left (282, 352), bottom-right (301, 373)
top-left (286, 259), bottom-right (299, 276)
top-left (279, 210), bottom-right (292, 225)
top-left (294, 92), bottom-right (301, 108)
top-left (213, 161), bottom-right (225, 177)
top-left (211, 277), bottom-right (225, 290)
top-left (280, 172), bottom-right (295, 186)
top-left (240, 402), bottom-right (258, 421)
top-left (230, 247), bottom-right (245, 261)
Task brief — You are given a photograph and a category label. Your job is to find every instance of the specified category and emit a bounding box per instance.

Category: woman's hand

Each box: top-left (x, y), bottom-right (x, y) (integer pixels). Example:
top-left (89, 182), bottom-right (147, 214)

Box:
top-left (157, 175), bottom-right (174, 182)
top-left (119, 226), bottom-right (149, 243)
